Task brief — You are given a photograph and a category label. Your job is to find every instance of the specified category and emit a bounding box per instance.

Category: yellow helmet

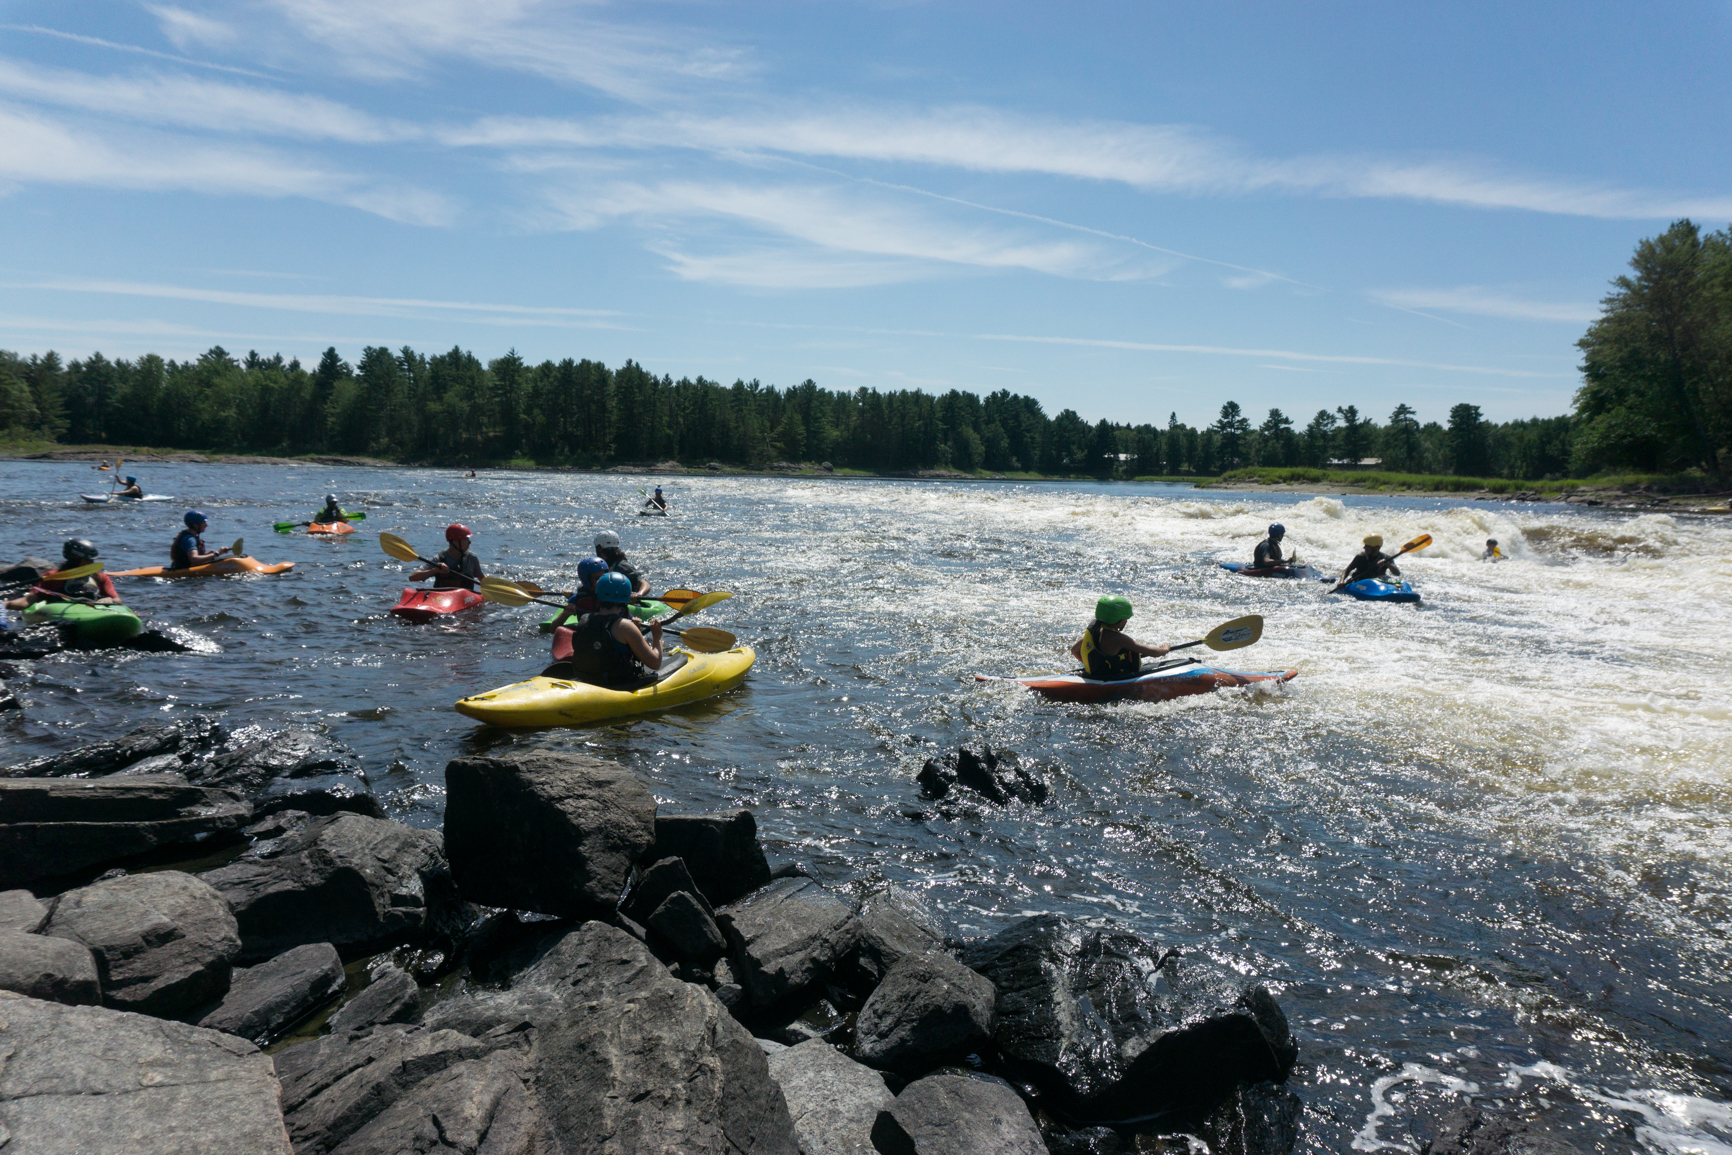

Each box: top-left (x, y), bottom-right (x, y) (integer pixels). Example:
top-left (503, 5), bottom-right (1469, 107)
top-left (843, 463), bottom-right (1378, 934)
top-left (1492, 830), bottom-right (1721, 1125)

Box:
top-left (1363, 534), bottom-right (1383, 548)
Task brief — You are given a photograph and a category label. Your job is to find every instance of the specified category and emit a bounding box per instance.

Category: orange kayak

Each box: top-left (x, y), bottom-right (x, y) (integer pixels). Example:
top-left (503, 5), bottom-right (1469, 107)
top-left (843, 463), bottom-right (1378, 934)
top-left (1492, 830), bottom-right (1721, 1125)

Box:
top-left (113, 556), bottom-right (295, 578)
top-left (308, 521), bottom-right (356, 536)
top-left (390, 587), bottom-right (485, 622)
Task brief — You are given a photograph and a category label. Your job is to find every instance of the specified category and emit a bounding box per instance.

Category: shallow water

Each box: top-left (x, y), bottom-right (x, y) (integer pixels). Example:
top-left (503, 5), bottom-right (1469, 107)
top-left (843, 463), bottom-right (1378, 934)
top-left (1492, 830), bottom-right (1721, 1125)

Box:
top-left (4, 462), bottom-right (1730, 1153)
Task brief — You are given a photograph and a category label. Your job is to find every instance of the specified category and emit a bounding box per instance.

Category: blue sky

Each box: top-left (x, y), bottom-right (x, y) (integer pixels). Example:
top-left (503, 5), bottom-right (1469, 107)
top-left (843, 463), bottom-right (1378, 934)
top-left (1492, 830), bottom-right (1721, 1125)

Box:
top-left (1, 1), bottom-right (1729, 428)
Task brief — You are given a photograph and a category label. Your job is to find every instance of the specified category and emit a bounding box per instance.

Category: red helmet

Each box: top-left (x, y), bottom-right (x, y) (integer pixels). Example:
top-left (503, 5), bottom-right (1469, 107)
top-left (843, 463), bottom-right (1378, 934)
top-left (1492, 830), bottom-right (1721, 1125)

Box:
top-left (445, 523), bottom-right (473, 543)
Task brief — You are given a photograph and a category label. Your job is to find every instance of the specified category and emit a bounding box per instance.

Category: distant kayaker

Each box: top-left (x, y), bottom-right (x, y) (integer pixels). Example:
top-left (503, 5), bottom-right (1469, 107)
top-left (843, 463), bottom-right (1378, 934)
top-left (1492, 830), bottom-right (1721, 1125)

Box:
top-left (464, 469), bottom-right (477, 478)
top-left (1069, 595), bottom-right (1170, 681)
top-left (4, 540), bottom-right (121, 609)
top-left (172, 511), bottom-right (228, 570)
top-left (547, 557), bottom-right (612, 625)
top-left (411, 524), bottom-right (485, 589)
top-left (1482, 538), bottom-right (1504, 561)
top-left (594, 530), bottom-right (649, 598)
top-left (312, 494), bottom-right (348, 525)
top-left (1253, 523), bottom-right (1289, 569)
top-left (646, 487), bottom-right (669, 513)
top-left (116, 475), bottom-right (143, 499)
top-left (562, 572), bottom-right (663, 685)
top-left (1336, 535), bottom-right (1401, 589)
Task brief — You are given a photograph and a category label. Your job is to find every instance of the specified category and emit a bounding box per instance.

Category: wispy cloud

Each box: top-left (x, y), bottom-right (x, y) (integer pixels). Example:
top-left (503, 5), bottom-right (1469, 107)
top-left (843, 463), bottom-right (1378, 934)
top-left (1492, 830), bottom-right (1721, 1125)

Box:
top-left (972, 332), bottom-right (1565, 378)
top-left (0, 24), bottom-right (275, 78)
top-left (145, 5), bottom-right (236, 50)
top-left (1368, 286), bottom-right (1600, 324)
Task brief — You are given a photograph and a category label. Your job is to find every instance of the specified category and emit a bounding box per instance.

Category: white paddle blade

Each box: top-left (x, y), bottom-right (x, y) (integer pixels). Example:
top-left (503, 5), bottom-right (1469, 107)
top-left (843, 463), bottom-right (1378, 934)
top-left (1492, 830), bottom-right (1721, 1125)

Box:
top-left (1205, 614), bottom-right (1263, 651)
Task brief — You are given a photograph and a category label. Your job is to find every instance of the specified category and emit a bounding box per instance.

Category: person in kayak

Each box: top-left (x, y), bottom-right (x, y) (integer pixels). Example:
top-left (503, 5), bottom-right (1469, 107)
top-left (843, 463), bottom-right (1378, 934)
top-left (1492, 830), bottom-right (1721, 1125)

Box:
top-left (1482, 538), bottom-right (1504, 561)
top-left (1069, 595), bottom-right (1170, 680)
top-left (4, 540), bottom-right (121, 609)
top-left (312, 494), bottom-right (347, 524)
top-left (594, 530), bottom-right (650, 597)
top-left (410, 523), bottom-right (485, 589)
top-left (645, 487), bottom-right (669, 513)
top-left (1253, 523), bottom-right (1289, 569)
top-left (562, 571), bottom-right (664, 685)
top-left (116, 475), bottom-right (143, 499)
top-left (546, 557), bottom-right (612, 626)
top-left (172, 511), bottom-right (229, 569)
top-left (1336, 534), bottom-right (1401, 588)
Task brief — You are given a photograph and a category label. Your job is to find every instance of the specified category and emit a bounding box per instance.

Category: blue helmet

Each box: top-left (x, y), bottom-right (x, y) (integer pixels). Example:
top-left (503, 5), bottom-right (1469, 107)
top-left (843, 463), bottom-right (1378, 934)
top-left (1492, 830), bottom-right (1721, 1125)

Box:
top-left (184, 510), bottom-right (208, 527)
top-left (1268, 523), bottom-right (1285, 537)
top-left (124, 476), bottom-right (137, 484)
top-left (577, 556), bottom-right (609, 583)
top-left (595, 572), bottom-right (632, 604)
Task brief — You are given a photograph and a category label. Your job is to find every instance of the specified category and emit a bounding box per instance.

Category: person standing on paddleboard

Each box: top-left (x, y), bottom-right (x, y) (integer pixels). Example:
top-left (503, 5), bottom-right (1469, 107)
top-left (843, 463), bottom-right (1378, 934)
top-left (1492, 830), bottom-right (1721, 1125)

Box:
top-left (561, 571), bottom-right (663, 684)
top-left (1253, 524), bottom-right (1289, 569)
top-left (411, 524), bottom-right (485, 589)
top-left (172, 511), bottom-right (229, 569)
top-left (313, 494), bottom-right (348, 525)
top-left (116, 475), bottom-right (143, 499)
top-left (594, 530), bottom-right (650, 598)
top-left (4, 540), bottom-right (121, 609)
top-left (1338, 535), bottom-right (1401, 587)
top-left (1069, 595), bottom-right (1171, 680)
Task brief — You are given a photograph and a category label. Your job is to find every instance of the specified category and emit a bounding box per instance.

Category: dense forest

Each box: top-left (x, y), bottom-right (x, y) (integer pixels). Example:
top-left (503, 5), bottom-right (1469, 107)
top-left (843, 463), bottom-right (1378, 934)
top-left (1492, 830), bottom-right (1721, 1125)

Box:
top-left (0, 220), bottom-right (1723, 479)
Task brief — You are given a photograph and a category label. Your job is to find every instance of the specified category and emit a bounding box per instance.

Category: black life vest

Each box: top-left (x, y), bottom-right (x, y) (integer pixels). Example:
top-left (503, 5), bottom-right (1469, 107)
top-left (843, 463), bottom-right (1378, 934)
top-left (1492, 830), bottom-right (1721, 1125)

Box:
top-left (1079, 621), bottom-right (1141, 681)
top-left (564, 610), bottom-right (648, 685)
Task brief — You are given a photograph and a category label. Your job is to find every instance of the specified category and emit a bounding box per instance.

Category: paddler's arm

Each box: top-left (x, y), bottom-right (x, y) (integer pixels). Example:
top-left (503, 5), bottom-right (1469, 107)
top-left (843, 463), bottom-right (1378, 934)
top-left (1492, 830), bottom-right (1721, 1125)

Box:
top-left (1124, 636), bottom-right (1171, 659)
top-left (614, 616), bottom-right (663, 666)
top-left (1068, 636), bottom-right (1085, 661)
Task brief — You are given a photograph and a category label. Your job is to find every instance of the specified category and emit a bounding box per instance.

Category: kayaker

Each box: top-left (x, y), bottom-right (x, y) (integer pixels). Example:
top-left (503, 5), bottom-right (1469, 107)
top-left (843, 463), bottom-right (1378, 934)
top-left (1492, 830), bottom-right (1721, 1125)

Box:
top-left (4, 540), bottom-right (121, 609)
top-left (410, 523), bottom-right (484, 589)
top-left (1253, 524), bottom-right (1289, 569)
top-left (116, 475), bottom-right (143, 499)
top-left (646, 487), bottom-right (669, 512)
top-left (172, 511), bottom-right (228, 570)
top-left (1482, 538), bottom-right (1504, 561)
top-left (561, 572), bottom-right (664, 685)
top-left (547, 557), bottom-right (612, 626)
top-left (1068, 595), bottom-right (1169, 680)
top-left (312, 494), bottom-right (347, 525)
top-left (594, 530), bottom-right (649, 598)
top-left (1336, 534), bottom-right (1401, 589)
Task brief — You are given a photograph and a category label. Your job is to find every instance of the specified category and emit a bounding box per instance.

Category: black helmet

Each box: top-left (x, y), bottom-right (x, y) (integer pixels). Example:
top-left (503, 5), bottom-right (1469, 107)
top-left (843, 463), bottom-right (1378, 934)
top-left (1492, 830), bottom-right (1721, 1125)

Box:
top-left (63, 538), bottom-right (99, 562)
top-left (1268, 523), bottom-right (1285, 538)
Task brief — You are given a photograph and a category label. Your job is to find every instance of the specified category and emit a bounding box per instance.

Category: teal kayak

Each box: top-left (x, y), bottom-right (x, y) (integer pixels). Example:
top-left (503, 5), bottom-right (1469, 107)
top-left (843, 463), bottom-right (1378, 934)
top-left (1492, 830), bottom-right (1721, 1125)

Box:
top-left (24, 601), bottom-right (143, 646)
top-left (1339, 578), bottom-right (1421, 604)
top-left (539, 599), bottom-right (669, 632)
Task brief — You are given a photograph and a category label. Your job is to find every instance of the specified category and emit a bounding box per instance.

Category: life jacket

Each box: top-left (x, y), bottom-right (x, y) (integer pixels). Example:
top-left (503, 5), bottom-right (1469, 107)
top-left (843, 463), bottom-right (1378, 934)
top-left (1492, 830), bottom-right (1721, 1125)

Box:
top-left (432, 547), bottom-right (480, 589)
top-left (1079, 621), bottom-right (1141, 681)
top-left (557, 609), bottom-right (648, 685)
top-left (171, 530), bottom-right (203, 570)
top-left (1253, 538), bottom-right (1284, 568)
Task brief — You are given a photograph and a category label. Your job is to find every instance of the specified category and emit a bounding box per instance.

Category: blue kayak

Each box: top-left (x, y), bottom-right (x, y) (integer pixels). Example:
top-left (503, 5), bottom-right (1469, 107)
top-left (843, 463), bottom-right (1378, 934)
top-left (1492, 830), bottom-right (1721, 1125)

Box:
top-left (1340, 578), bottom-right (1421, 604)
top-left (1220, 562), bottom-right (1324, 580)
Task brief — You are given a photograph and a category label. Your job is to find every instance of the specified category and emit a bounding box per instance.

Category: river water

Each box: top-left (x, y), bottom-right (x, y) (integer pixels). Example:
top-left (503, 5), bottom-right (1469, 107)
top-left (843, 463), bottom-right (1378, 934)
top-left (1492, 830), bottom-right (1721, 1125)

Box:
top-left (3, 461), bottom-right (1729, 1153)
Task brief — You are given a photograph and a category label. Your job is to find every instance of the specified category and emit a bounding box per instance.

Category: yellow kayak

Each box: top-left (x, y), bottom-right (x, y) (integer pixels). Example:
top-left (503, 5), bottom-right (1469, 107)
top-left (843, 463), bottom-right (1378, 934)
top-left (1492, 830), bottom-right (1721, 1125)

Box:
top-left (454, 646), bottom-right (756, 727)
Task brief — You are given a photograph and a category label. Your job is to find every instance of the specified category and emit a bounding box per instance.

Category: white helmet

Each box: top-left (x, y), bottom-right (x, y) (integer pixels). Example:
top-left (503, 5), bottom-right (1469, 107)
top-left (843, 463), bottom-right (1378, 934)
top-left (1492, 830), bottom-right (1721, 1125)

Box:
top-left (594, 530), bottom-right (621, 551)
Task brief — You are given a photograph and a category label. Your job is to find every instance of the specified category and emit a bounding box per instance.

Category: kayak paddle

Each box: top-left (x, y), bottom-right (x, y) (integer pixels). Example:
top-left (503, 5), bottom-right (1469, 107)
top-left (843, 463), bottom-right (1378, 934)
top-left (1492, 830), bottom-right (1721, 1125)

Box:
top-left (662, 590), bottom-right (732, 627)
top-left (1330, 533), bottom-right (1431, 592)
top-left (230, 538), bottom-right (244, 558)
top-left (39, 561), bottom-right (105, 582)
top-left (474, 580), bottom-right (736, 651)
top-left (274, 511), bottom-right (368, 532)
top-left (1168, 614), bottom-right (1263, 653)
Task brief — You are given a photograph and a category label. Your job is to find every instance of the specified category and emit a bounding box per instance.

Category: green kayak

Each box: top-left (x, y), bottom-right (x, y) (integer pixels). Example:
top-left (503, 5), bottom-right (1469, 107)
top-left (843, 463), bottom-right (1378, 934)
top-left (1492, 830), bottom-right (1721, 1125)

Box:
top-left (24, 601), bottom-right (143, 647)
top-left (539, 599), bottom-right (669, 633)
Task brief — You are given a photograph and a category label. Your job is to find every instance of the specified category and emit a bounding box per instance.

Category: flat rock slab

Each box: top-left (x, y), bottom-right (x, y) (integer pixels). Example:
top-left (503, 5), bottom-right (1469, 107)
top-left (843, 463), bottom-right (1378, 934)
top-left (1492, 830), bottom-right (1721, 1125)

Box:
top-left (873, 1071), bottom-right (1047, 1155)
top-left (766, 1039), bottom-right (893, 1155)
top-left (327, 963), bottom-right (420, 1035)
top-left (442, 750), bottom-right (656, 918)
top-left (0, 928), bottom-right (101, 1005)
top-left (323, 1050), bottom-right (542, 1155)
top-left (0, 990), bottom-right (292, 1154)
top-left (2, 715), bottom-right (223, 779)
top-left (202, 812), bottom-right (463, 962)
top-left (853, 951), bottom-right (995, 1075)
top-left (43, 869), bottom-right (240, 1020)
top-left (654, 810), bottom-right (773, 906)
top-left (199, 941), bottom-right (345, 1044)
top-left (717, 876), bottom-right (860, 1009)
top-left (0, 775), bottom-right (251, 889)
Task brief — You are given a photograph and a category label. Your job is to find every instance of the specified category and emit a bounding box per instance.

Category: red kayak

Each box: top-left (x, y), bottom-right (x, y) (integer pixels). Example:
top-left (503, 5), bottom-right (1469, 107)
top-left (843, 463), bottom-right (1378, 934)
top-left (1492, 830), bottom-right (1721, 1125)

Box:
top-left (976, 660), bottom-right (1296, 704)
top-left (390, 587), bottom-right (485, 622)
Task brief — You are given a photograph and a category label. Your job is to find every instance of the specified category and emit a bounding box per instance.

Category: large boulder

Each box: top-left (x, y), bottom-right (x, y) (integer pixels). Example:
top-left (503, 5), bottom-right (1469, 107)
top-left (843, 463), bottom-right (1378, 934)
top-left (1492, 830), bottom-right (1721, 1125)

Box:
top-left (0, 775), bottom-right (251, 889)
top-left (0, 928), bottom-right (101, 1005)
top-left (0, 888), bottom-right (47, 932)
top-left (717, 877), bottom-right (859, 1009)
top-left (0, 990), bottom-right (292, 1154)
top-left (2, 715), bottom-right (224, 779)
top-left (442, 750), bottom-right (656, 918)
top-left (327, 963), bottom-right (420, 1035)
top-left (766, 1039), bottom-right (893, 1155)
top-left (653, 810), bottom-right (773, 905)
top-left (43, 870), bottom-right (240, 1020)
top-left (201, 813), bottom-right (465, 962)
top-left (855, 885), bottom-right (945, 984)
top-left (198, 941), bottom-right (345, 1044)
top-left (870, 1071), bottom-right (1047, 1155)
top-left (853, 951), bottom-right (995, 1075)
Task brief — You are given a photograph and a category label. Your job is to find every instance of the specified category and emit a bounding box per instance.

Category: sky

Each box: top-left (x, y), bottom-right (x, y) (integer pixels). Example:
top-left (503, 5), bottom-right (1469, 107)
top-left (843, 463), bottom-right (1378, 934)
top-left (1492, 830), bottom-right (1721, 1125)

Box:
top-left (1, 1), bottom-right (1729, 428)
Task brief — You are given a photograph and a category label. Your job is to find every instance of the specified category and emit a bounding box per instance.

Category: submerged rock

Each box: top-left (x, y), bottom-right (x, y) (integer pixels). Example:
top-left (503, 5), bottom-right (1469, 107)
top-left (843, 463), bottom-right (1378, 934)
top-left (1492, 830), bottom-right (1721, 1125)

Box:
top-left (919, 744), bottom-right (1048, 805)
top-left (1423, 1105), bottom-right (1586, 1155)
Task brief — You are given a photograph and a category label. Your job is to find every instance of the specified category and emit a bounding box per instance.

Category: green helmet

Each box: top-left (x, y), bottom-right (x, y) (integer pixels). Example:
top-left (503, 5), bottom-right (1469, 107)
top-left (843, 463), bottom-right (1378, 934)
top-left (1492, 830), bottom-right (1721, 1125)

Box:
top-left (1095, 595), bottom-right (1133, 624)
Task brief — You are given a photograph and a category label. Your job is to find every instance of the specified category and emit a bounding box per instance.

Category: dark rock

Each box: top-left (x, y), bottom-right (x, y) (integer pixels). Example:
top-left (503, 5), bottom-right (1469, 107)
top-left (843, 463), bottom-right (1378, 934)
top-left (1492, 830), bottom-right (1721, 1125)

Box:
top-left (1200, 1080), bottom-right (1303, 1155)
top-left (856, 885), bottom-right (945, 984)
top-left (189, 727), bottom-right (361, 793)
top-left (717, 876), bottom-right (860, 1009)
top-left (0, 775), bottom-right (251, 889)
top-left (442, 749), bottom-right (656, 917)
top-left (43, 869), bottom-right (240, 1020)
top-left (854, 951), bottom-right (995, 1074)
top-left (328, 964), bottom-right (420, 1035)
top-left (198, 941), bottom-right (344, 1043)
top-left (624, 854), bottom-right (716, 924)
top-left (255, 782), bottom-right (386, 820)
top-left (916, 757), bottom-right (955, 799)
top-left (654, 809), bottom-right (774, 906)
top-left (649, 890), bottom-right (728, 964)
top-left (0, 888), bottom-right (48, 932)
top-left (923, 745), bottom-right (1049, 806)
top-left (0, 928), bottom-right (101, 1004)
top-left (0, 685), bottom-right (16, 711)
top-left (767, 998), bottom-right (846, 1046)
top-left (871, 1071), bottom-right (1047, 1155)
top-left (1423, 1105), bottom-right (1586, 1155)
top-left (322, 1050), bottom-right (544, 1154)
top-left (766, 1038), bottom-right (893, 1155)
top-left (0, 990), bottom-right (293, 1154)
top-left (121, 625), bottom-right (215, 654)
top-left (3, 715), bottom-right (224, 778)
top-left (0, 557), bottom-right (53, 584)
top-left (201, 813), bottom-right (466, 963)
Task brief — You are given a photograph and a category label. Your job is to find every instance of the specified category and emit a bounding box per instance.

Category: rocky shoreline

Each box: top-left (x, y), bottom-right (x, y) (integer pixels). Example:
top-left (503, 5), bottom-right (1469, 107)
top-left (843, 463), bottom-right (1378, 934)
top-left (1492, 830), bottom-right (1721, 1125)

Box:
top-left (0, 719), bottom-right (1583, 1154)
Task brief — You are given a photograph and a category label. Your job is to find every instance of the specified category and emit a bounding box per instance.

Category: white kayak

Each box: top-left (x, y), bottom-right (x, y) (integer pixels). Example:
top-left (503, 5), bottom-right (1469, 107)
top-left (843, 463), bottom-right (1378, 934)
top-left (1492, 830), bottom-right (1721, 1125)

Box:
top-left (80, 493), bottom-right (173, 504)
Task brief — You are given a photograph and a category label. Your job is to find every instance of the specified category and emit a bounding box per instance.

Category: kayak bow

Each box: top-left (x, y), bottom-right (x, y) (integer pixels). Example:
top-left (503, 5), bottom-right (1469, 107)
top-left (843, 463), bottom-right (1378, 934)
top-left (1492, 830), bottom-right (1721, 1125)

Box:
top-left (390, 587), bottom-right (486, 622)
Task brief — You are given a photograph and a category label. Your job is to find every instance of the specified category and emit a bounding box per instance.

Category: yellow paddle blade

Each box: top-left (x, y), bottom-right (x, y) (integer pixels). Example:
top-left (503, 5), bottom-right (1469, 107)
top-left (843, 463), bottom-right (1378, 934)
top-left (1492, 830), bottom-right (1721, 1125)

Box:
top-left (674, 626), bottom-right (736, 653)
top-left (514, 580), bottom-right (548, 597)
top-left (477, 577), bottom-right (534, 607)
top-left (231, 538), bottom-right (245, 558)
top-left (1399, 533), bottom-right (1432, 555)
top-left (673, 590), bottom-right (732, 617)
top-left (1203, 614), bottom-right (1263, 651)
top-left (660, 588), bottom-right (701, 605)
top-left (41, 561), bottom-right (105, 581)
top-left (379, 532), bottom-right (421, 563)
